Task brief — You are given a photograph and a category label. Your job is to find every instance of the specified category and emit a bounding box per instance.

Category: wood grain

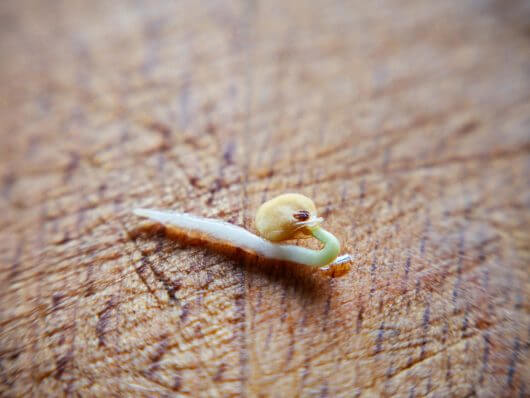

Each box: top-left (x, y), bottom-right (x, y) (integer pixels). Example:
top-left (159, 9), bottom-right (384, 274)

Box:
top-left (1, 0), bottom-right (529, 397)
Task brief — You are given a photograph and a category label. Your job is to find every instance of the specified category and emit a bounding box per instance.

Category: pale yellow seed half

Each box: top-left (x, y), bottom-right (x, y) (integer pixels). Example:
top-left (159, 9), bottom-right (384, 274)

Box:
top-left (255, 193), bottom-right (317, 242)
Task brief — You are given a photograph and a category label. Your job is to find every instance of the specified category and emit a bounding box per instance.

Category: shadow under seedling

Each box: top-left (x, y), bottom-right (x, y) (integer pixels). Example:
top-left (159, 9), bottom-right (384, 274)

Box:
top-left (130, 221), bottom-right (336, 299)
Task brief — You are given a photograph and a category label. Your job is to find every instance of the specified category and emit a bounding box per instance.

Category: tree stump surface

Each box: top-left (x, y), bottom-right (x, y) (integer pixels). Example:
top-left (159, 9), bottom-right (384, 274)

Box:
top-left (1, 1), bottom-right (529, 397)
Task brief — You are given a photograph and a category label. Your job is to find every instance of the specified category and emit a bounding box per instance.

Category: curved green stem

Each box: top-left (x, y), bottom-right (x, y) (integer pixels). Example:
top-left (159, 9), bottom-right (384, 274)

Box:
top-left (309, 226), bottom-right (341, 266)
top-left (276, 225), bottom-right (341, 267)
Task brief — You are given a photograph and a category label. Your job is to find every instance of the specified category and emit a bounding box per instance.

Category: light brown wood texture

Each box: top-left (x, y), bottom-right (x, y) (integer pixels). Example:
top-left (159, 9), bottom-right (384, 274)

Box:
top-left (1, 0), bottom-right (529, 397)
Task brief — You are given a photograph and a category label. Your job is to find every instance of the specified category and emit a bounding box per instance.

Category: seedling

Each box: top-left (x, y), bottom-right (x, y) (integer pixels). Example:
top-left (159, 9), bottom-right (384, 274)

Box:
top-left (134, 193), bottom-right (350, 268)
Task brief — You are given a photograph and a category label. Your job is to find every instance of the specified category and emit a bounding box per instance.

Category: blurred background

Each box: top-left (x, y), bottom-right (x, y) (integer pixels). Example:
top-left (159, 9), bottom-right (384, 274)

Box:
top-left (1, 1), bottom-right (529, 397)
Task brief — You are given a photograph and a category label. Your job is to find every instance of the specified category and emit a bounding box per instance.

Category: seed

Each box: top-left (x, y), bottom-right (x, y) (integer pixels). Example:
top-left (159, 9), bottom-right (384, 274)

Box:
top-left (255, 193), bottom-right (317, 241)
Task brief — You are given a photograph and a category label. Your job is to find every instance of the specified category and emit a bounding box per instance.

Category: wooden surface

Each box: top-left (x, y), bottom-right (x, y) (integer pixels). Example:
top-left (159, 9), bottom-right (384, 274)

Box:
top-left (1, 0), bottom-right (529, 397)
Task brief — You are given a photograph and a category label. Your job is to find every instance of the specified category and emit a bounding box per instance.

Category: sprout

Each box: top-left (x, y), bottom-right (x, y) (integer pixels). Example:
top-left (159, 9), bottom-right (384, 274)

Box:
top-left (134, 193), bottom-right (349, 268)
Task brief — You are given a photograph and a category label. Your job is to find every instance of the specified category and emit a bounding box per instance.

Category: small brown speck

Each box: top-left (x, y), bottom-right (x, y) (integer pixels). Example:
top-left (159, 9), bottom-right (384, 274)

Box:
top-left (293, 210), bottom-right (310, 221)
